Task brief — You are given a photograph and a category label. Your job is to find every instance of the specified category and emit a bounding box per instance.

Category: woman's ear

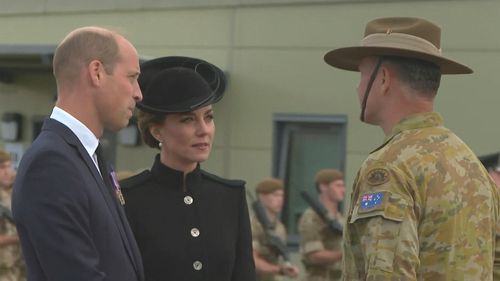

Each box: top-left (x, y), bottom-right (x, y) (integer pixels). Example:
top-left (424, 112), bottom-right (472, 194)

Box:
top-left (149, 125), bottom-right (161, 142)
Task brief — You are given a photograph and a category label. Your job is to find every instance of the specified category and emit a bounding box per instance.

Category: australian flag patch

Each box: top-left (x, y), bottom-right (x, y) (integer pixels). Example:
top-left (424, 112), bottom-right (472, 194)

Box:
top-left (360, 192), bottom-right (384, 210)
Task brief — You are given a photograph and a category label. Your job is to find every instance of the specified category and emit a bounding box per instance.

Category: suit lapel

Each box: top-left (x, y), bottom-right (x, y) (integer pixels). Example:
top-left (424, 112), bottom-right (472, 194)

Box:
top-left (93, 151), bottom-right (144, 280)
top-left (43, 119), bottom-right (144, 281)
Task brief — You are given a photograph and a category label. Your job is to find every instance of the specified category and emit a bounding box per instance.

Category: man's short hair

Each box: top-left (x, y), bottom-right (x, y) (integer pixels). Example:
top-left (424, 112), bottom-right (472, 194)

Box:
top-left (0, 149), bottom-right (11, 163)
top-left (53, 27), bottom-right (120, 84)
top-left (382, 56), bottom-right (442, 97)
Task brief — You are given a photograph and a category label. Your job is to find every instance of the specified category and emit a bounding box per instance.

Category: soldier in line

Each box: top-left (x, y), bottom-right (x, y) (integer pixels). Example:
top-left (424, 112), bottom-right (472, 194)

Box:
top-left (0, 149), bottom-right (25, 281)
top-left (479, 152), bottom-right (500, 188)
top-left (251, 178), bottom-right (300, 281)
top-left (298, 169), bottom-right (345, 281)
top-left (324, 17), bottom-right (500, 280)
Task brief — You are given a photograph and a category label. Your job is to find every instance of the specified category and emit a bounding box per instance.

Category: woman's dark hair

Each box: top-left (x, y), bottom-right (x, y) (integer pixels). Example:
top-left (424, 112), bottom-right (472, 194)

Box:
top-left (137, 110), bottom-right (166, 149)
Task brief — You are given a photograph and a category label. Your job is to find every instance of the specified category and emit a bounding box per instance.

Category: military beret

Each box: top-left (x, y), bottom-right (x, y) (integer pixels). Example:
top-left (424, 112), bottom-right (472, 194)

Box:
top-left (255, 178), bottom-right (284, 194)
top-left (315, 169), bottom-right (343, 185)
top-left (479, 152), bottom-right (500, 172)
top-left (137, 56), bottom-right (226, 114)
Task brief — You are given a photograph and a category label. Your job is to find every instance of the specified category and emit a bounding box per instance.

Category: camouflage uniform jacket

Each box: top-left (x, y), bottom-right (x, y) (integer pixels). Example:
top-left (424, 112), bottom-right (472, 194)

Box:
top-left (343, 112), bottom-right (500, 281)
top-left (0, 188), bottom-right (25, 281)
top-left (298, 207), bottom-right (343, 281)
top-left (250, 214), bottom-right (287, 281)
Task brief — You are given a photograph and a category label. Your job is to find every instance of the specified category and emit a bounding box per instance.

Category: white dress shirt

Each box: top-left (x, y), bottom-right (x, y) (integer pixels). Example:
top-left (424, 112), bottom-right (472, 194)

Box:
top-left (50, 106), bottom-right (100, 171)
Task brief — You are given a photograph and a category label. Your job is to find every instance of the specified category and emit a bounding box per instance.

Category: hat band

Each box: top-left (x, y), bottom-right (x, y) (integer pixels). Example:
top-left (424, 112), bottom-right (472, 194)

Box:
top-left (361, 32), bottom-right (442, 56)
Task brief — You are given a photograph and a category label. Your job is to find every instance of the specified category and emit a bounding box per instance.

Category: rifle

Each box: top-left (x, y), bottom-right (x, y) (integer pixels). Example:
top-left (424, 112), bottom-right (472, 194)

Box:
top-left (0, 203), bottom-right (14, 224)
top-left (300, 190), bottom-right (343, 235)
top-left (250, 197), bottom-right (292, 266)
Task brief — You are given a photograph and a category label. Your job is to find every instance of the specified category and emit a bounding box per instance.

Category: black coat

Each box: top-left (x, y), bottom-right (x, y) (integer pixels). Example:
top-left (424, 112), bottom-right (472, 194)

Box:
top-left (121, 155), bottom-right (256, 281)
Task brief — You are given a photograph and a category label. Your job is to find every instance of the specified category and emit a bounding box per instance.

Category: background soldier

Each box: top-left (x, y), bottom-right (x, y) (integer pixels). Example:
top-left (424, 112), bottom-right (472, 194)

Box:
top-left (0, 149), bottom-right (25, 281)
top-left (298, 169), bottom-right (345, 281)
top-left (251, 178), bottom-right (300, 280)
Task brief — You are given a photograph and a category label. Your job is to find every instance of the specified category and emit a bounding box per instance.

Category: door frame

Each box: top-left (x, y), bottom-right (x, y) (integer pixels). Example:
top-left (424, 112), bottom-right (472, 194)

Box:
top-left (272, 113), bottom-right (347, 246)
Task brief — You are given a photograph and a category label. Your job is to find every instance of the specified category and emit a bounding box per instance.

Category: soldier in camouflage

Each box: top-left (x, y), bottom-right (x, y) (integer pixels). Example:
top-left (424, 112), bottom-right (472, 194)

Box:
top-left (0, 149), bottom-right (25, 281)
top-left (298, 169), bottom-right (345, 281)
top-left (251, 178), bottom-right (300, 281)
top-left (324, 17), bottom-right (500, 280)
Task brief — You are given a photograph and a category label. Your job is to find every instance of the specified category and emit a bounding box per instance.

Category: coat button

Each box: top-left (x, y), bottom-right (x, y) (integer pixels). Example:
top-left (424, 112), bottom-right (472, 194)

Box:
top-left (193, 260), bottom-right (203, 271)
top-left (190, 228), bottom-right (200, 237)
top-left (184, 196), bottom-right (193, 205)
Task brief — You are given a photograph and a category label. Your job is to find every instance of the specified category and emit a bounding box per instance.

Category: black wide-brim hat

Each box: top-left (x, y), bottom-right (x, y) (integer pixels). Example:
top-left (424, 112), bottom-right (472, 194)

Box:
top-left (137, 56), bottom-right (226, 114)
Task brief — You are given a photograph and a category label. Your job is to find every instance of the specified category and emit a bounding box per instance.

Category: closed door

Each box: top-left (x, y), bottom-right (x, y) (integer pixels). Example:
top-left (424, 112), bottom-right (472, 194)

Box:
top-left (273, 114), bottom-right (347, 243)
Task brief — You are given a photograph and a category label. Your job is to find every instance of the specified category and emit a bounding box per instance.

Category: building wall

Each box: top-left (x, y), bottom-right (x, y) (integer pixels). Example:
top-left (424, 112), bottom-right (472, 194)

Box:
top-left (0, 0), bottom-right (499, 198)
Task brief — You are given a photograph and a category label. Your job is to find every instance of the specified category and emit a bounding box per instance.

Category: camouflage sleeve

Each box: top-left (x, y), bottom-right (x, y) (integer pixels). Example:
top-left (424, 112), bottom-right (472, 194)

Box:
top-left (345, 164), bottom-right (419, 279)
top-left (298, 209), bottom-right (325, 255)
top-left (494, 197), bottom-right (500, 280)
top-left (250, 215), bottom-right (263, 253)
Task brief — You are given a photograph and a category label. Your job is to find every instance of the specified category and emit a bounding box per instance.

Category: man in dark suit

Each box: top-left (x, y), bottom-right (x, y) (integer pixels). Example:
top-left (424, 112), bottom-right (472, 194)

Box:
top-left (12, 26), bottom-right (144, 281)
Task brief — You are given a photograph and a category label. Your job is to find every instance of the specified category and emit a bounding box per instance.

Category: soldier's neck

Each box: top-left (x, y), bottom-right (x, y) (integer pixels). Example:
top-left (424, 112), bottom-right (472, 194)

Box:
top-left (265, 208), bottom-right (279, 223)
top-left (320, 195), bottom-right (338, 215)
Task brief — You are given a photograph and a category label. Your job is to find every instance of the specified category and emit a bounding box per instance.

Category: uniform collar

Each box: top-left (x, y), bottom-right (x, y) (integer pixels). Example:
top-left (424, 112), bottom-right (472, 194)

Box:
top-left (150, 154), bottom-right (202, 191)
top-left (372, 112), bottom-right (443, 153)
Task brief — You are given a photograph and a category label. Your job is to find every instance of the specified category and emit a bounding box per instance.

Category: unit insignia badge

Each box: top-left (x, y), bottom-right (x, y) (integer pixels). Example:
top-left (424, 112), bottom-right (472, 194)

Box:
top-left (366, 168), bottom-right (389, 186)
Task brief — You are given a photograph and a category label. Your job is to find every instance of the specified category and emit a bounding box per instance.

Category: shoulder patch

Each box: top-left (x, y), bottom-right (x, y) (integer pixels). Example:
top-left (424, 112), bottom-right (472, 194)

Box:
top-left (200, 170), bottom-right (246, 187)
top-left (359, 191), bottom-right (385, 211)
top-left (366, 168), bottom-right (389, 186)
top-left (119, 170), bottom-right (151, 189)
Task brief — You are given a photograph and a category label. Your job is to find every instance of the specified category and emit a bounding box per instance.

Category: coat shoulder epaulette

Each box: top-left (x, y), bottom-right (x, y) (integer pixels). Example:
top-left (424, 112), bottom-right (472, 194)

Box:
top-left (200, 170), bottom-right (246, 188)
top-left (120, 170), bottom-right (151, 189)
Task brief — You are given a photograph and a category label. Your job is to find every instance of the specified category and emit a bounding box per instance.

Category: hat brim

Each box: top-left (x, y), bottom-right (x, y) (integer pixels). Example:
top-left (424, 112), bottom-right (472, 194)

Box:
top-left (324, 46), bottom-right (473, 74)
top-left (137, 92), bottom-right (219, 114)
top-left (137, 56), bottom-right (226, 114)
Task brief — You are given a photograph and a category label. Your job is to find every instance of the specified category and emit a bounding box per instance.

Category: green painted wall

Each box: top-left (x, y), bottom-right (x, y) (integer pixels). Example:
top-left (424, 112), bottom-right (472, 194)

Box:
top-left (0, 0), bottom-right (499, 200)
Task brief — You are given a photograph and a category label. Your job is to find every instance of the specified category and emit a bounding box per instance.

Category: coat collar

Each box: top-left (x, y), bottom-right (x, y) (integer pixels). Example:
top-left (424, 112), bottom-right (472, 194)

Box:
top-left (150, 154), bottom-right (202, 192)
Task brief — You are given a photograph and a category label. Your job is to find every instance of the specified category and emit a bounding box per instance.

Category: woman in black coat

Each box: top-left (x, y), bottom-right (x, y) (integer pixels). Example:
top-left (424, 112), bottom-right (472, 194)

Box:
top-left (121, 56), bottom-right (256, 281)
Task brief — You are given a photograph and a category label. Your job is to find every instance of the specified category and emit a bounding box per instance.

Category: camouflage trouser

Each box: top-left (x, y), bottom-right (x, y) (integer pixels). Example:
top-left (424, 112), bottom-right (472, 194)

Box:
top-left (303, 268), bottom-right (341, 281)
top-left (0, 266), bottom-right (24, 281)
top-left (256, 271), bottom-right (286, 281)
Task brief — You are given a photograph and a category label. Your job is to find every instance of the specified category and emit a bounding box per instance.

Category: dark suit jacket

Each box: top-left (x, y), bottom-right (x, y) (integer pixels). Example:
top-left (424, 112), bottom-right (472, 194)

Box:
top-left (12, 118), bottom-right (144, 281)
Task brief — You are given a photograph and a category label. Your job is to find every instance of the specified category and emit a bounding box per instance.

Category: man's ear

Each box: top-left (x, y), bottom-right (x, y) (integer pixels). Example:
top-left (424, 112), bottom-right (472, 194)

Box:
top-left (318, 182), bottom-right (326, 193)
top-left (380, 65), bottom-right (392, 95)
top-left (88, 60), bottom-right (104, 86)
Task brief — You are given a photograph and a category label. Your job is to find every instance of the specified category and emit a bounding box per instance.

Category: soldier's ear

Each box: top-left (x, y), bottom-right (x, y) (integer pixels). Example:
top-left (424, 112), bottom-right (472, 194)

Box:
top-left (318, 182), bottom-right (326, 193)
top-left (380, 66), bottom-right (392, 94)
